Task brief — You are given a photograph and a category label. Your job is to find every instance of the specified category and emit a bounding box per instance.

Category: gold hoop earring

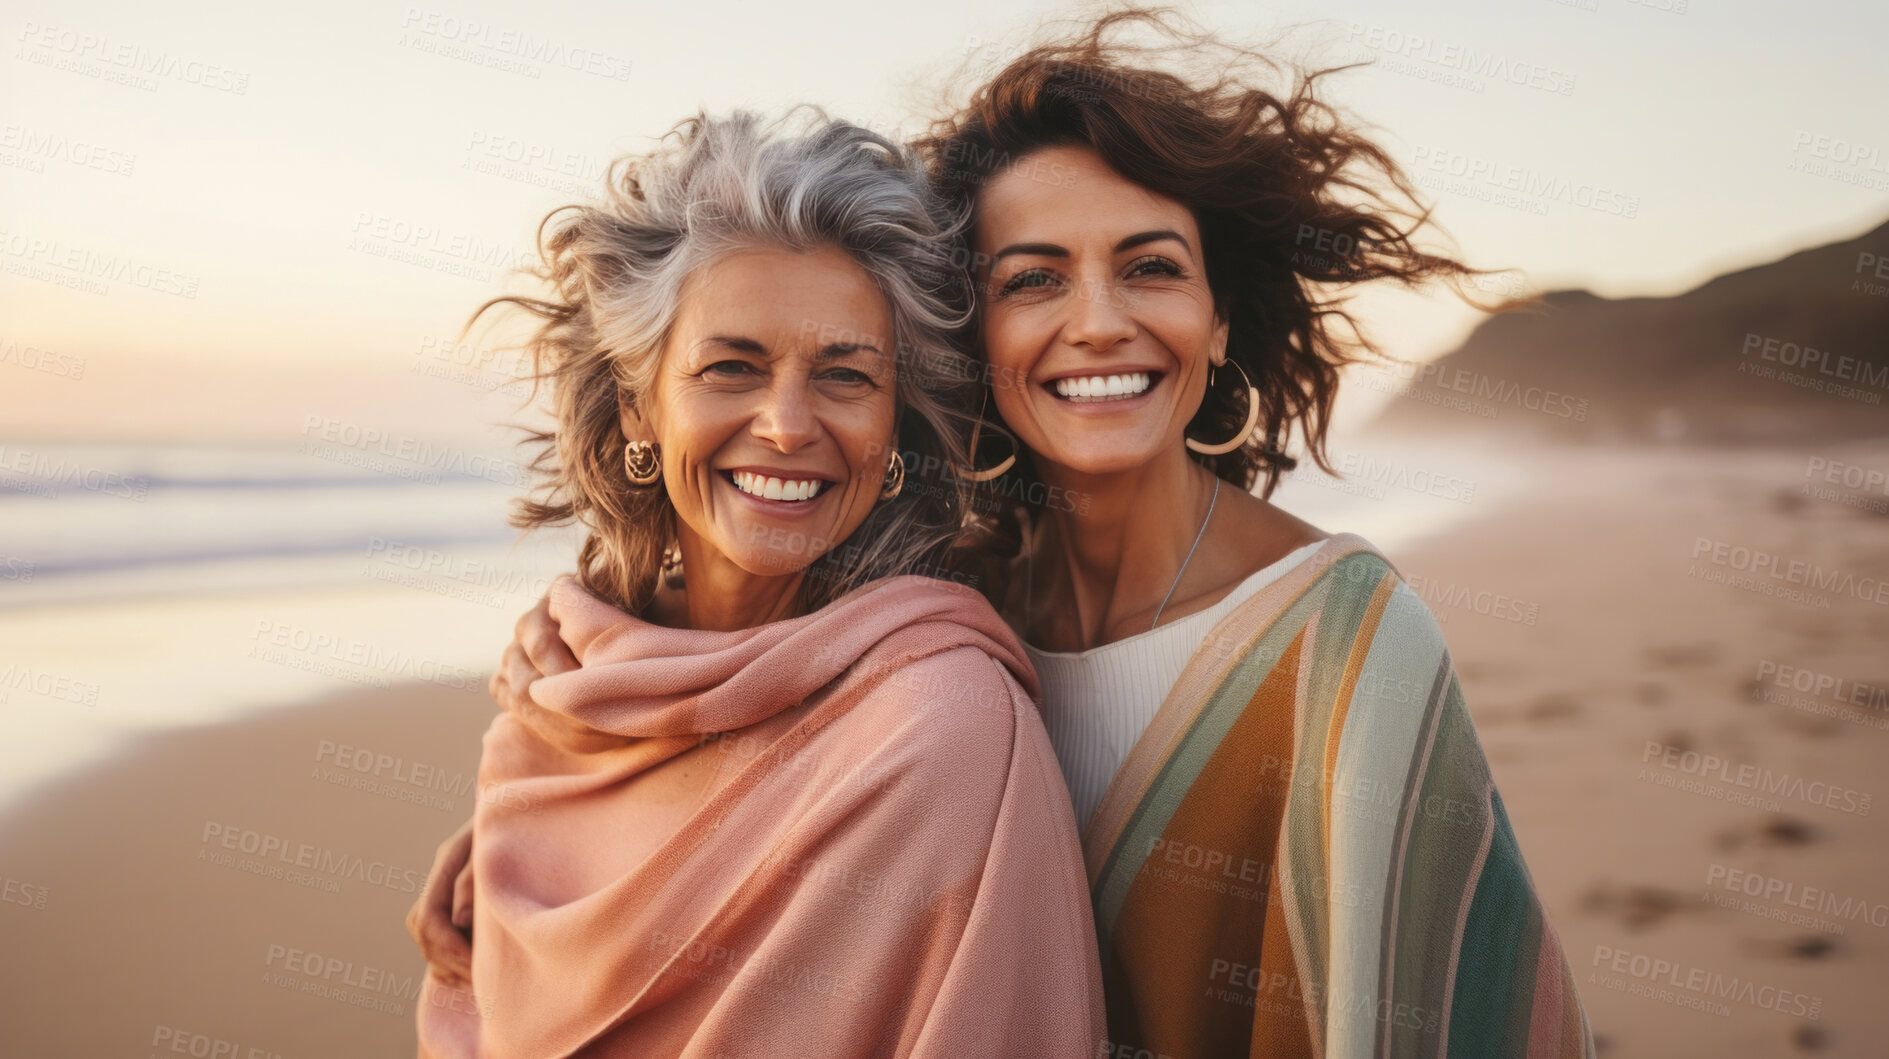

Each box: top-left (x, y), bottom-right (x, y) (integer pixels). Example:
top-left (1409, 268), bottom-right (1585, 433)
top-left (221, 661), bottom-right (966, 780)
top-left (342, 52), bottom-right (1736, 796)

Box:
top-left (1185, 359), bottom-right (1261, 456)
top-left (960, 390), bottom-right (1017, 482)
top-left (880, 450), bottom-right (906, 500)
top-left (624, 440), bottom-right (662, 485)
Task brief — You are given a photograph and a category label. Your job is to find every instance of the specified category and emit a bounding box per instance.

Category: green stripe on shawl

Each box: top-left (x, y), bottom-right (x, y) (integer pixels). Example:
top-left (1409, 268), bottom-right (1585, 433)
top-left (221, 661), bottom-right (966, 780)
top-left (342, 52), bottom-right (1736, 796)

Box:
top-left (1446, 789), bottom-right (1543, 1055)
top-left (1377, 658), bottom-right (1455, 1059)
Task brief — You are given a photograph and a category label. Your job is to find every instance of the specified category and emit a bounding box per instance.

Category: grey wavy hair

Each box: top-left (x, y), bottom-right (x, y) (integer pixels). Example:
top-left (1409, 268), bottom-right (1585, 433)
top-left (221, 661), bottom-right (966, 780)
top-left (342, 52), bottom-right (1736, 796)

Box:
top-left (480, 108), bottom-right (984, 615)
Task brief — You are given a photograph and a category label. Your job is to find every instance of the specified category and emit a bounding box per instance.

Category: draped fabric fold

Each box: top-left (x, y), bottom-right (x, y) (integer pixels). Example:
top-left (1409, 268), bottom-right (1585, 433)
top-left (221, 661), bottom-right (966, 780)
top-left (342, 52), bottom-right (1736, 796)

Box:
top-left (1083, 535), bottom-right (1595, 1058)
top-left (416, 573), bottom-right (1108, 1059)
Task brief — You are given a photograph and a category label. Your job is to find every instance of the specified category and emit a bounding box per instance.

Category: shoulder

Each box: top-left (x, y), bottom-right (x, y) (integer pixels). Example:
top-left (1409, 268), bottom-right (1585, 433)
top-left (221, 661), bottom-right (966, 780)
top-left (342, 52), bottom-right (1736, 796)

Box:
top-left (862, 643), bottom-right (1033, 745)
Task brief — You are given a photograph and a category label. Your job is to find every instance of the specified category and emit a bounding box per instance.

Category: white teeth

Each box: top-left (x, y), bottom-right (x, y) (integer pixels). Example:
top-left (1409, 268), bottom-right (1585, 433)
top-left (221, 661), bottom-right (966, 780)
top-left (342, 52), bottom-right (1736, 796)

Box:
top-left (1053, 372), bottom-right (1152, 402)
top-left (731, 471), bottom-right (824, 501)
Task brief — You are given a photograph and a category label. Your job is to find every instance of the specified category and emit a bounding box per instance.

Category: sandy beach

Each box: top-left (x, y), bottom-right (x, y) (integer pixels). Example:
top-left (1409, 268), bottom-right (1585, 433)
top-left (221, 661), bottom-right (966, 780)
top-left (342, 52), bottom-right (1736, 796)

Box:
top-left (0, 681), bottom-right (495, 1059)
top-left (1388, 439), bottom-right (1889, 1058)
top-left (1, 438), bottom-right (1884, 1057)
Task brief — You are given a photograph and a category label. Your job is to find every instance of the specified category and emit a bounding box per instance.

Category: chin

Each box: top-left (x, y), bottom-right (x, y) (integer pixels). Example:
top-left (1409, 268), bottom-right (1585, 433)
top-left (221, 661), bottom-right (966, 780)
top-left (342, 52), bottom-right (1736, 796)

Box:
top-left (1034, 436), bottom-right (1167, 477)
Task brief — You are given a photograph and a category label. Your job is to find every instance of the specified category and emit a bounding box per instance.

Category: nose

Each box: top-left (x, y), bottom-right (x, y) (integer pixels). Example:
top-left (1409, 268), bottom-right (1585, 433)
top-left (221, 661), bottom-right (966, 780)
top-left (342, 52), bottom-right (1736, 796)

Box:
top-left (1060, 275), bottom-right (1136, 352)
top-left (749, 376), bottom-right (820, 453)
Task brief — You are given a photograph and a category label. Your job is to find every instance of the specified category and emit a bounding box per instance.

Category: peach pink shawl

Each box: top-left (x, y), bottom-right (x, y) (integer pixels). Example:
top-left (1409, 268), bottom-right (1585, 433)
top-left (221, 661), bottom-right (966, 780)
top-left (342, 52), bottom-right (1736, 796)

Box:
top-left (415, 574), bottom-right (1106, 1058)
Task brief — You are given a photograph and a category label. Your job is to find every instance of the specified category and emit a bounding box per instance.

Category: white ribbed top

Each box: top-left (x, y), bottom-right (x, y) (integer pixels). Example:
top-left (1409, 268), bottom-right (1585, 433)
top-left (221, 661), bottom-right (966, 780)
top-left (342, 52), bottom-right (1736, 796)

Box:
top-left (1023, 540), bottom-right (1326, 831)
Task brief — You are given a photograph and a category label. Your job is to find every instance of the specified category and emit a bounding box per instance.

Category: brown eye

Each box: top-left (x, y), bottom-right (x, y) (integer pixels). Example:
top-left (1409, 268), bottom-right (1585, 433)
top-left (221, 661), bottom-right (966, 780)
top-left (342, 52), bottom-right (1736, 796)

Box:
top-left (1125, 255), bottom-right (1184, 279)
top-left (998, 269), bottom-right (1057, 298)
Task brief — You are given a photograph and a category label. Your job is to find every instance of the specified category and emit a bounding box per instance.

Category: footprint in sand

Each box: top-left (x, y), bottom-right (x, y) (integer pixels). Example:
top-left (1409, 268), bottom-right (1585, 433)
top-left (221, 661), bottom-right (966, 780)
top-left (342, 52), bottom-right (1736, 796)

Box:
top-left (1577, 881), bottom-right (1706, 932)
top-left (1714, 815), bottom-right (1818, 852)
top-left (1741, 935), bottom-right (1841, 961)
top-left (1525, 693), bottom-right (1582, 722)
top-left (1644, 642), bottom-right (1720, 669)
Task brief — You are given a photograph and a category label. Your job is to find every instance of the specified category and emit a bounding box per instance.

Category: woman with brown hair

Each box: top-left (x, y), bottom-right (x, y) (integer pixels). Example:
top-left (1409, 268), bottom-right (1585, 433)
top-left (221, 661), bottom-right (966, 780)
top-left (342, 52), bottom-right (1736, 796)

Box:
top-left (908, 11), bottom-right (1594, 1056)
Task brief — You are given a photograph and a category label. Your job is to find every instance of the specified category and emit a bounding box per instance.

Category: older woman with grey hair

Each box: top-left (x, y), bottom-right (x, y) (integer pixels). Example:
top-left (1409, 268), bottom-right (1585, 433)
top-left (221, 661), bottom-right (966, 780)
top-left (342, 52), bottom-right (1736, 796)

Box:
top-left (409, 110), bottom-right (1105, 1058)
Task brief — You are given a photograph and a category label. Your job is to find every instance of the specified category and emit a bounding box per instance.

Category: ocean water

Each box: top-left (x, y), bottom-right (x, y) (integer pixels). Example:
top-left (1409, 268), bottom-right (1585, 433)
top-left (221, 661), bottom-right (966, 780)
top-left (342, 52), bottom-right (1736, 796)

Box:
top-left (0, 438), bottom-right (578, 808)
top-left (0, 434), bottom-right (1519, 809)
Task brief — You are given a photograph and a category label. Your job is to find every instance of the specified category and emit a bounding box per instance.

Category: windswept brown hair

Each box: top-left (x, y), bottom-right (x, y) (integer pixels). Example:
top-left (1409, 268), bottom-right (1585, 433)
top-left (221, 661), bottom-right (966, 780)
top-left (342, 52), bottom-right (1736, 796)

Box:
top-left (914, 7), bottom-right (1493, 501)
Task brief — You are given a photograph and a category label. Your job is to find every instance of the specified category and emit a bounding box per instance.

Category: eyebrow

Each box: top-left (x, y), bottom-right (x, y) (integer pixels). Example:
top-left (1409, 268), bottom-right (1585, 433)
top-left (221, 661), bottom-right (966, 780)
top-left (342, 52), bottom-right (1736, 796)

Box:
top-left (815, 342), bottom-right (883, 362)
top-left (989, 228), bottom-right (1194, 265)
top-left (699, 336), bottom-right (885, 362)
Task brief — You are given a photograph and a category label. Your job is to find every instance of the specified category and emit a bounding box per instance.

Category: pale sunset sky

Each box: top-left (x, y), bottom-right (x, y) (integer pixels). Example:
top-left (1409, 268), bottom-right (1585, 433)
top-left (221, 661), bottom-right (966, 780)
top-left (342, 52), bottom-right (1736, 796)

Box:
top-left (2, 0), bottom-right (1885, 439)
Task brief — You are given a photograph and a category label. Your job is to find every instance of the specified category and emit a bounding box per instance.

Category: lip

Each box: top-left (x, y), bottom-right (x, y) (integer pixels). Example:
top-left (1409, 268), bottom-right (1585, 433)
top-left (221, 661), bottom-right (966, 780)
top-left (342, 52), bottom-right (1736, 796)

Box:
top-left (720, 465), bottom-right (838, 482)
top-left (1038, 367), bottom-right (1167, 384)
top-left (1039, 368), bottom-right (1166, 410)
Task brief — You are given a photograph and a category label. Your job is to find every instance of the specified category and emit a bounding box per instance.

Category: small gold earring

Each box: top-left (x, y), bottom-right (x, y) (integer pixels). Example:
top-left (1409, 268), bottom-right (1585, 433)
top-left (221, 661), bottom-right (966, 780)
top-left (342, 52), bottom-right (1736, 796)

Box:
top-left (880, 450), bottom-right (905, 500)
top-left (624, 440), bottom-right (662, 485)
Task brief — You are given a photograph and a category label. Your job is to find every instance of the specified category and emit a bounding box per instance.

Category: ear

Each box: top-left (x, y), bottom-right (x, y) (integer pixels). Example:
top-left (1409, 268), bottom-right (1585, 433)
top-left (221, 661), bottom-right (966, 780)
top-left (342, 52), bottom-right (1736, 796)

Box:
top-left (1208, 312), bottom-right (1231, 368)
top-left (617, 387), bottom-right (651, 443)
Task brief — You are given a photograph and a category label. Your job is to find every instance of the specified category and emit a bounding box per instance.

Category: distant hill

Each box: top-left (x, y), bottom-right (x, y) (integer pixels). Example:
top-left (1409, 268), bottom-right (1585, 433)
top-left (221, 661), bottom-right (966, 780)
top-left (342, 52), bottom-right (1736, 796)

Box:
top-left (1368, 218), bottom-right (1889, 443)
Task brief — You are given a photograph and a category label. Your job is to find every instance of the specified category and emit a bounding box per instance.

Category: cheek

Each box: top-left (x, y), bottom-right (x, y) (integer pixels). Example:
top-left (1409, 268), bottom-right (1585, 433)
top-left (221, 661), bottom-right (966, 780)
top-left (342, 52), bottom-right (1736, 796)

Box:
top-left (1145, 297), bottom-right (1220, 364)
top-left (979, 319), bottom-right (1038, 396)
top-left (829, 400), bottom-right (897, 473)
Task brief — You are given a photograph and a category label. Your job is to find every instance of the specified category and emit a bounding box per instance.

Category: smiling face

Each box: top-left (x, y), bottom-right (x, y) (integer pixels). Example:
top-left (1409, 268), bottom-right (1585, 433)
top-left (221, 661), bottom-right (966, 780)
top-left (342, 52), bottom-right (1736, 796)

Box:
top-left (974, 144), bottom-right (1228, 478)
top-left (623, 244), bottom-right (898, 580)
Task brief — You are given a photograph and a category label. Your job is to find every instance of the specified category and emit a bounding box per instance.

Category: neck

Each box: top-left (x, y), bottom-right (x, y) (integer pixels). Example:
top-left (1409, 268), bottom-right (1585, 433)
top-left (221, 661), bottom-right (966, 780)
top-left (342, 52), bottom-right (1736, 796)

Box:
top-left (664, 531), bottom-right (808, 632)
top-left (1029, 444), bottom-right (1221, 650)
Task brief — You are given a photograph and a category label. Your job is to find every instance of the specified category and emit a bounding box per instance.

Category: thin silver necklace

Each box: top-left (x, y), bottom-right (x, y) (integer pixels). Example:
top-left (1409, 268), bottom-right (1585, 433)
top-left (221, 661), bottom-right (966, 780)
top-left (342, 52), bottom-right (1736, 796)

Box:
top-left (1150, 476), bottom-right (1220, 632)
